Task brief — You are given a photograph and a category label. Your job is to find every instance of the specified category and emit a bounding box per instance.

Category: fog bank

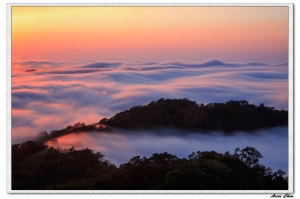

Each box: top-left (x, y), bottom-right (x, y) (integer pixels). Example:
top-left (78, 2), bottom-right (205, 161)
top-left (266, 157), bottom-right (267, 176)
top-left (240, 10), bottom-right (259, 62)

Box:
top-left (46, 126), bottom-right (288, 173)
top-left (12, 59), bottom-right (288, 144)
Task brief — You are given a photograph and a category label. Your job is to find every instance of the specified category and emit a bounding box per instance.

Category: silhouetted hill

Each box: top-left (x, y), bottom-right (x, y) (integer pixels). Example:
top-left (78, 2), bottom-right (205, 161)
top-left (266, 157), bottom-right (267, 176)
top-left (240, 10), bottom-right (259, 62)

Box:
top-left (99, 98), bottom-right (288, 133)
top-left (12, 98), bottom-right (289, 190)
top-left (32, 123), bottom-right (113, 142)
top-left (12, 141), bottom-right (288, 190)
top-left (32, 98), bottom-right (288, 142)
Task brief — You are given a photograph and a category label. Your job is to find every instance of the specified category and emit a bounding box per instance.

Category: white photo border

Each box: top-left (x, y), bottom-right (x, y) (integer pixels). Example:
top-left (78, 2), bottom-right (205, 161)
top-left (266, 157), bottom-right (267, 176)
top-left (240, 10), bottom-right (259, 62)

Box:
top-left (6, 3), bottom-right (294, 194)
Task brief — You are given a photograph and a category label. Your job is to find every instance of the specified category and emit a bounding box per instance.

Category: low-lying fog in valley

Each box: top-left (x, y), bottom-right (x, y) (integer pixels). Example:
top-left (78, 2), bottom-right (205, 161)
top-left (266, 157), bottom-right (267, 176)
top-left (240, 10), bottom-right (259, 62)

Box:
top-left (11, 7), bottom-right (290, 190)
top-left (12, 59), bottom-right (288, 144)
top-left (12, 58), bottom-right (289, 174)
top-left (46, 126), bottom-right (288, 173)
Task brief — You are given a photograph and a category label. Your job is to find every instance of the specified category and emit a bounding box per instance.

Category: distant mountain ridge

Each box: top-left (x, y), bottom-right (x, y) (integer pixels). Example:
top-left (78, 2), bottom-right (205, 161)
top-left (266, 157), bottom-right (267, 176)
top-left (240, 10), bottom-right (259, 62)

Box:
top-left (99, 98), bottom-right (288, 133)
top-left (33, 98), bottom-right (288, 142)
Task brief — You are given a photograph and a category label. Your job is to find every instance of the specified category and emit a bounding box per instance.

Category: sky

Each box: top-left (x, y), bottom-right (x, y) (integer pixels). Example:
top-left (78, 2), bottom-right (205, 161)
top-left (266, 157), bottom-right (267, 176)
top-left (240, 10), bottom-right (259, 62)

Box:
top-left (12, 6), bottom-right (288, 62)
top-left (9, 5), bottom-right (290, 189)
top-left (11, 6), bottom-right (289, 143)
top-left (2, 0), bottom-right (297, 196)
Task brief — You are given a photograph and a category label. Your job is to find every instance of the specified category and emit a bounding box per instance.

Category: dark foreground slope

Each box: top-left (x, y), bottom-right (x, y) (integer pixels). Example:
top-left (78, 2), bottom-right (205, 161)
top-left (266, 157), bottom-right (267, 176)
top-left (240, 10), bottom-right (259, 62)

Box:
top-left (12, 141), bottom-right (288, 190)
top-left (100, 98), bottom-right (288, 133)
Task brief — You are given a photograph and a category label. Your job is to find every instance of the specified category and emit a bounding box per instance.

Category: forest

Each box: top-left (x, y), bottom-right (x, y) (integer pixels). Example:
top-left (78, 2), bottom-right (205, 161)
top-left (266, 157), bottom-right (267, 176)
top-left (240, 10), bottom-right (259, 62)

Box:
top-left (33, 99), bottom-right (288, 142)
top-left (12, 98), bottom-right (289, 190)
top-left (100, 98), bottom-right (287, 132)
top-left (12, 141), bottom-right (288, 190)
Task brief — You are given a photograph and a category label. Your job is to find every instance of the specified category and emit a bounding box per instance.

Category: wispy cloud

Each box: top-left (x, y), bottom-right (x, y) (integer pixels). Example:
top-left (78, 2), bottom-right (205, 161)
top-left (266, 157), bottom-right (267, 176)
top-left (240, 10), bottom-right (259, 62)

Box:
top-left (81, 62), bottom-right (123, 68)
top-left (12, 59), bottom-right (288, 145)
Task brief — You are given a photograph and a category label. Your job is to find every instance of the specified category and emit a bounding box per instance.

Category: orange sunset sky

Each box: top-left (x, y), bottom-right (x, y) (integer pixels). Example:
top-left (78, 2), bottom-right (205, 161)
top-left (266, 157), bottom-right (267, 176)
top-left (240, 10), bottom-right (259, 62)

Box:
top-left (12, 6), bottom-right (288, 61)
top-left (10, 6), bottom-right (291, 170)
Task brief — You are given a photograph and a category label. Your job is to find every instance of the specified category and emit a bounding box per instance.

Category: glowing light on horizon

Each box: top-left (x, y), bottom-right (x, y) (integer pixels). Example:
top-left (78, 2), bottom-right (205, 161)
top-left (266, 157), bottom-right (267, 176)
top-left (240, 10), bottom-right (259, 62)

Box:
top-left (12, 6), bottom-right (288, 62)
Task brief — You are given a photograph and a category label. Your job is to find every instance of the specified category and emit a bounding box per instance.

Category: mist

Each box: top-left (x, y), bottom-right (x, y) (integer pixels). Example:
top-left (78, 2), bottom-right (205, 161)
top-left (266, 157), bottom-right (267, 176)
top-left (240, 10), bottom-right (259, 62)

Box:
top-left (11, 59), bottom-right (288, 144)
top-left (12, 58), bottom-right (289, 174)
top-left (46, 126), bottom-right (288, 173)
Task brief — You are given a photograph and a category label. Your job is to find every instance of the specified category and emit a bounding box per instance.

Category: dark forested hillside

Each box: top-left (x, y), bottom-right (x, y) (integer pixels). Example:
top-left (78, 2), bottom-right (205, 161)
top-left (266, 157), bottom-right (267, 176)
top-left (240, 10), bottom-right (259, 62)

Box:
top-left (12, 98), bottom-right (289, 190)
top-left (12, 141), bottom-right (288, 190)
top-left (30, 98), bottom-right (288, 142)
top-left (99, 98), bottom-right (288, 133)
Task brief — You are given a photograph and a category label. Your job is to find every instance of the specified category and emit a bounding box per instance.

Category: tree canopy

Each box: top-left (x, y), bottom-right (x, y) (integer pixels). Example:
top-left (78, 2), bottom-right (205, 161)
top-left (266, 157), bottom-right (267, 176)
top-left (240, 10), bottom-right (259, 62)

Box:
top-left (12, 141), bottom-right (288, 190)
top-left (99, 98), bottom-right (288, 133)
top-left (29, 99), bottom-right (288, 142)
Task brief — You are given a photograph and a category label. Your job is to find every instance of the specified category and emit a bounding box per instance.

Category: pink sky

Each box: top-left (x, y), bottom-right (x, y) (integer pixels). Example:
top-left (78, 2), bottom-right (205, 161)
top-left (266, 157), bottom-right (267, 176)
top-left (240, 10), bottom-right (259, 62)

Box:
top-left (11, 6), bottom-right (289, 144)
top-left (12, 6), bottom-right (288, 62)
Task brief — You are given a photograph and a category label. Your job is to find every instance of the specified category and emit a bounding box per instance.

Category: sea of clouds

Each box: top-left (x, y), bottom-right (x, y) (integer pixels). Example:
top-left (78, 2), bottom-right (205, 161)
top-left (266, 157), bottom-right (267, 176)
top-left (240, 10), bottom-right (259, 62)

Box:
top-left (11, 58), bottom-right (289, 172)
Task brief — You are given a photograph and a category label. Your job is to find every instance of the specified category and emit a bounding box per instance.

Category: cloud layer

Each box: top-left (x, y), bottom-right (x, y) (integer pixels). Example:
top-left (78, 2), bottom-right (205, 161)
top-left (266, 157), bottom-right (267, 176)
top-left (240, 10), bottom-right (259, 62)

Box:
top-left (12, 59), bottom-right (288, 146)
top-left (46, 127), bottom-right (288, 173)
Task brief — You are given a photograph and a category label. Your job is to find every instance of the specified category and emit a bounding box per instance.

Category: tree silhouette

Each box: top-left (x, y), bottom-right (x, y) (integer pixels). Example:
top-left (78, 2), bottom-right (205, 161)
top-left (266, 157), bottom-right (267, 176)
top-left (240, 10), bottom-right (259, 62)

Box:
top-left (236, 146), bottom-right (263, 167)
top-left (12, 142), bottom-right (288, 190)
top-left (99, 98), bottom-right (288, 133)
